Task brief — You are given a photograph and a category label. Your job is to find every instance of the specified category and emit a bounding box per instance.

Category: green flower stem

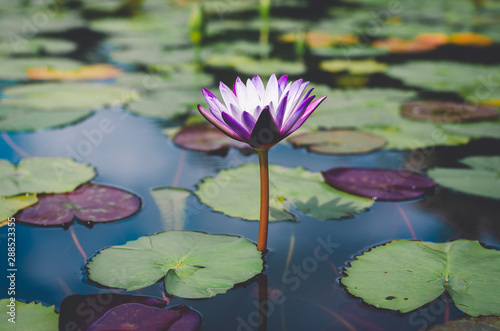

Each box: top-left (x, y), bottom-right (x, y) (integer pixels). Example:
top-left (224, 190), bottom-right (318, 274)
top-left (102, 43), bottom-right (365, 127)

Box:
top-left (257, 149), bottom-right (269, 252)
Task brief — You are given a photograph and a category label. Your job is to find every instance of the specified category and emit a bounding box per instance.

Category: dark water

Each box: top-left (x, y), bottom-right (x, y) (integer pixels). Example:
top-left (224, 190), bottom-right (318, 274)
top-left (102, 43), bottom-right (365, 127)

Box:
top-left (1, 105), bottom-right (499, 330)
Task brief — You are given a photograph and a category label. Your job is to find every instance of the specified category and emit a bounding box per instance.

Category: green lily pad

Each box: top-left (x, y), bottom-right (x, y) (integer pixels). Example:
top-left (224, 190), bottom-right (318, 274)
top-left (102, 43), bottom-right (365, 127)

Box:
top-left (151, 187), bottom-right (191, 230)
top-left (427, 156), bottom-right (500, 199)
top-left (341, 239), bottom-right (500, 316)
top-left (0, 83), bottom-right (138, 131)
top-left (288, 130), bottom-right (387, 155)
top-left (311, 45), bottom-right (389, 58)
top-left (301, 88), bottom-right (417, 131)
top-left (0, 157), bottom-right (96, 197)
top-left (320, 59), bottom-right (387, 75)
top-left (194, 164), bottom-right (373, 222)
top-left (86, 230), bottom-right (263, 298)
top-left (0, 194), bottom-right (38, 222)
top-left (205, 54), bottom-right (305, 76)
top-left (441, 119), bottom-right (500, 139)
top-left (0, 57), bottom-right (83, 80)
top-left (360, 121), bottom-right (470, 150)
top-left (0, 300), bottom-right (58, 331)
top-left (0, 37), bottom-right (77, 56)
top-left (425, 316), bottom-right (500, 330)
top-left (386, 61), bottom-right (500, 101)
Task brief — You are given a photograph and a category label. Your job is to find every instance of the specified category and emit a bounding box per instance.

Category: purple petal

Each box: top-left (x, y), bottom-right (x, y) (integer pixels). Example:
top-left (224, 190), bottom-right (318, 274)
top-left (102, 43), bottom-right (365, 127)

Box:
top-left (280, 94), bottom-right (315, 134)
top-left (287, 96), bottom-right (327, 133)
top-left (322, 167), bottom-right (436, 201)
top-left (274, 92), bottom-right (289, 129)
top-left (252, 75), bottom-right (265, 97)
top-left (234, 77), bottom-right (250, 108)
top-left (198, 105), bottom-right (243, 141)
top-left (263, 74), bottom-right (279, 107)
top-left (242, 111), bottom-right (257, 132)
top-left (219, 81), bottom-right (240, 109)
top-left (278, 75), bottom-right (288, 94)
top-left (201, 88), bottom-right (227, 122)
top-left (222, 112), bottom-right (251, 141)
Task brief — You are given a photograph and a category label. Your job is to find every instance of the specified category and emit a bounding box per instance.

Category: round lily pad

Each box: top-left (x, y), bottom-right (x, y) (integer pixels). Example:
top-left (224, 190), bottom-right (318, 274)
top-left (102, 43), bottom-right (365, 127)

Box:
top-left (322, 167), bottom-right (435, 201)
top-left (87, 303), bottom-right (201, 331)
top-left (288, 130), bottom-right (386, 155)
top-left (341, 239), bottom-right (500, 316)
top-left (401, 101), bottom-right (499, 123)
top-left (195, 164), bottom-right (373, 222)
top-left (16, 183), bottom-right (141, 226)
top-left (0, 157), bottom-right (96, 197)
top-left (172, 124), bottom-right (250, 152)
top-left (427, 156), bottom-right (500, 200)
top-left (0, 57), bottom-right (84, 80)
top-left (0, 193), bottom-right (38, 222)
top-left (320, 59), bottom-right (387, 75)
top-left (86, 230), bottom-right (263, 298)
top-left (0, 300), bottom-right (58, 331)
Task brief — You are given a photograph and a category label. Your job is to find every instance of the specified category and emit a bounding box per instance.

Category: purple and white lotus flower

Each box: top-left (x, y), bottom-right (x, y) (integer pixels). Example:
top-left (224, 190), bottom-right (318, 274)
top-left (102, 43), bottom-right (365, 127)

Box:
top-left (197, 74), bottom-right (326, 150)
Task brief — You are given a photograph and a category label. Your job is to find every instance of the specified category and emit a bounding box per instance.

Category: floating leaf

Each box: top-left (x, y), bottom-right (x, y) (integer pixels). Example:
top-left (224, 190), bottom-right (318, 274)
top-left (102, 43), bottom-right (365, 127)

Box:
top-left (400, 101), bottom-right (499, 123)
top-left (0, 37), bottom-right (77, 56)
top-left (448, 32), bottom-right (493, 46)
top-left (320, 59), bottom-right (387, 75)
top-left (87, 303), bottom-right (201, 331)
top-left (0, 83), bottom-right (138, 131)
top-left (172, 124), bottom-right (249, 152)
top-left (425, 316), bottom-right (500, 330)
top-left (26, 64), bottom-right (123, 81)
top-left (16, 183), bottom-right (141, 226)
top-left (195, 164), bottom-right (373, 222)
top-left (0, 299), bottom-right (58, 331)
top-left (322, 167), bottom-right (435, 201)
top-left (288, 130), bottom-right (386, 155)
top-left (206, 55), bottom-right (306, 76)
top-left (0, 194), bottom-right (38, 222)
top-left (280, 31), bottom-right (358, 47)
top-left (0, 57), bottom-right (84, 80)
top-left (310, 45), bottom-right (388, 58)
top-left (427, 156), bottom-right (500, 199)
top-left (341, 240), bottom-right (500, 316)
top-left (86, 230), bottom-right (263, 298)
top-left (59, 293), bottom-right (169, 331)
top-left (372, 35), bottom-right (446, 53)
top-left (441, 119), bottom-right (500, 139)
top-left (0, 157), bottom-right (95, 197)
top-left (151, 187), bottom-right (190, 230)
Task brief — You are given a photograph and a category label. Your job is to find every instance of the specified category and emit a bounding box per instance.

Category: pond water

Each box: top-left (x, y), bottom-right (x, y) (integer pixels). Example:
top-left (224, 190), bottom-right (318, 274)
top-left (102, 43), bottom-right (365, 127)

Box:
top-left (1, 0), bottom-right (500, 330)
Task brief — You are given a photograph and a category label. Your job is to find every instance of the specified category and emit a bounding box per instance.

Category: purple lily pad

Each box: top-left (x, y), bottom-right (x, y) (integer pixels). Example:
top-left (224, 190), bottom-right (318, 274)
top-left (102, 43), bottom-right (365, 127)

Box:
top-left (59, 293), bottom-right (200, 331)
top-left (400, 101), bottom-right (499, 123)
top-left (322, 167), bottom-right (436, 201)
top-left (87, 303), bottom-right (201, 331)
top-left (173, 124), bottom-right (250, 153)
top-left (15, 183), bottom-right (141, 226)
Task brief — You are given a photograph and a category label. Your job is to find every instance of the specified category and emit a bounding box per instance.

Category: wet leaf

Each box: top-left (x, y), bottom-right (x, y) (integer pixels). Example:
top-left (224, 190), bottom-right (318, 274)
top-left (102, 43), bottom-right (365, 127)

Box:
top-left (86, 230), bottom-right (263, 298)
top-left (320, 59), bottom-right (387, 75)
top-left (172, 124), bottom-right (249, 152)
top-left (0, 157), bottom-right (95, 197)
top-left (289, 130), bottom-right (386, 155)
top-left (195, 164), bottom-right (373, 222)
top-left (16, 183), bottom-right (141, 226)
top-left (26, 64), bottom-right (123, 81)
top-left (341, 240), bottom-right (500, 316)
top-left (400, 101), bottom-right (499, 123)
top-left (0, 299), bottom-right (58, 331)
top-left (427, 156), bottom-right (500, 199)
top-left (151, 187), bottom-right (191, 230)
top-left (0, 194), bottom-right (38, 223)
top-left (59, 293), bottom-right (169, 331)
top-left (322, 167), bottom-right (435, 201)
top-left (87, 303), bottom-right (201, 331)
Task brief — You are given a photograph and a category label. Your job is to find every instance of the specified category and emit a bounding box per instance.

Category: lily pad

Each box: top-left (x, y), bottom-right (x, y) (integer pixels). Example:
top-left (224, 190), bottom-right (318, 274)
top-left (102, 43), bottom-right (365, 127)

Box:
top-left (0, 57), bottom-right (84, 81)
top-left (0, 37), bottom-right (77, 56)
top-left (310, 45), bottom-right (388, 58)
top-left (59, 293), bottom-right (169, 331)
top-left (172, 124), bottom-right (250, 152)
top-left (194, 164), bottom-right (373, 222)
top-left (427, 156), bottom-right (500, 199)
top-left (206, 55), bottom-right (306, 76)
top-left (322, 167), bottom-right (436, 201)
top-left (341, 240), bottom-right (500, 316)
top-left (400, 101), bottom-right (499, 123)
top-left (0, 300), bottom-right (58, 331)
top-left (0, 194), bottom-right (38, 222)
top-left (320, 59), bottom-right (387, 75)
top-left (0, 83), bottom-right (138, 131)
top-left (26, 64), bottom-right (123, 81)
top-left (441, 119), bottom-right (500, 140)
top-left (289, 130), bottom-right (386, 155)
top-left (86, 230), bottom-right (263, 298)
top-left (87, 303), bottom-right (201, 331)
top-left (16, 183), bottom-right (141, 226)
top-left (151, 187), bottom-right (191, 230)
top-left (0, 157), bottom-right (95, 197)
top-left (425, 316), bottom-right (500, 330)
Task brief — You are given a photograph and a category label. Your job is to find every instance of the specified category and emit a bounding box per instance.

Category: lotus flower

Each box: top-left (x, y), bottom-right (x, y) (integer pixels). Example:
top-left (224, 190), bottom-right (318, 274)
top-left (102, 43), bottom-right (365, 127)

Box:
top-left (197, 74), bottom-right (326, 151)
top-left (197, 74), bottom-right (326, 252)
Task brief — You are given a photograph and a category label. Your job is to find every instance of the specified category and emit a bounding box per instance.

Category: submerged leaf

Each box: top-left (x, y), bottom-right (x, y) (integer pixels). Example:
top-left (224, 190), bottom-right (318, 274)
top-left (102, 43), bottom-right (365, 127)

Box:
top-left (86, 231), bottom-right (263, 298)
top-left (0, 157), bottom-right (95, 197)
top-left (341, 240), bottom-right (500, 316)
top-left (151, 187), bottom-right (191, 230)
top-left (195, 164), bottom-right (373, 222)
top-left (322, 167), bottom-right (435, 201)
top-left (16, 183), bottom-right (141, 226)
top-left (427, 156), bottom-right (500, 199)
